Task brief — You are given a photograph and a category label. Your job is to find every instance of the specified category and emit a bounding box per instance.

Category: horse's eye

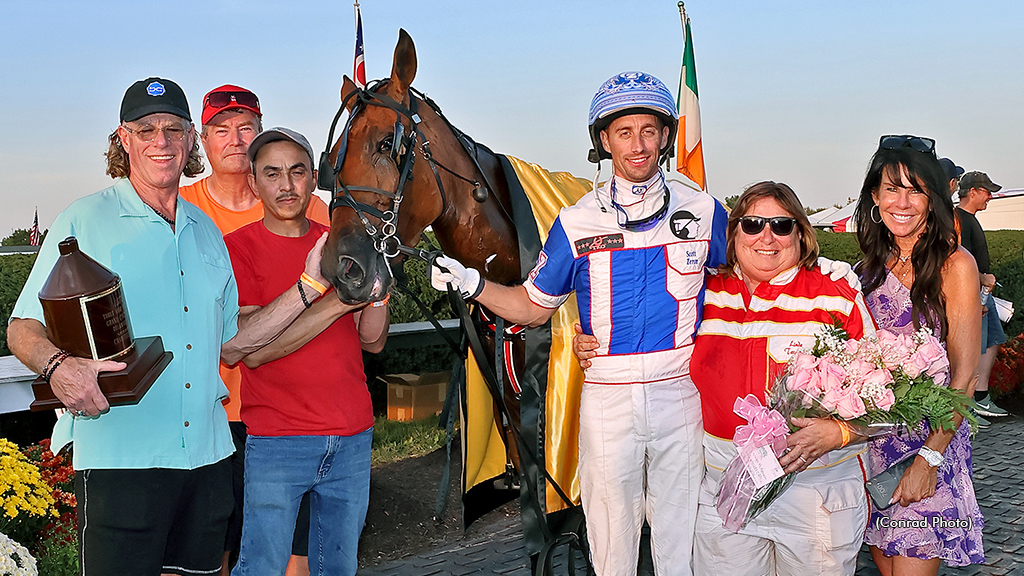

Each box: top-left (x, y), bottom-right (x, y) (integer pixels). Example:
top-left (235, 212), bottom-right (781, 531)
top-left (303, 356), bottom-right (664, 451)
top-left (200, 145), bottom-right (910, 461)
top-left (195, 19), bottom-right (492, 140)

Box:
top-left (378, 136), bottom-right (394, 155)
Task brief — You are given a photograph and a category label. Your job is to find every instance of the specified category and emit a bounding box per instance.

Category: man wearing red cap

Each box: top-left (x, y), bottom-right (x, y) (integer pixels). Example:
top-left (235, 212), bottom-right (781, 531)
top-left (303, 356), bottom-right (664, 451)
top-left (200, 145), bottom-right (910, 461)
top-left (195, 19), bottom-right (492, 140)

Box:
top-left (179, 84), bottom-right (329, 576)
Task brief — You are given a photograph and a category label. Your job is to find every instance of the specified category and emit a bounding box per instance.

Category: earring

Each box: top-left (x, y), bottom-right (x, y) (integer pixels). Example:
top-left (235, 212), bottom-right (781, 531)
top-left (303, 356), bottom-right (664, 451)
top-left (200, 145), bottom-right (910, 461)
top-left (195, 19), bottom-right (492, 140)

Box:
top-left (871, 204), bottom-right (882, 224)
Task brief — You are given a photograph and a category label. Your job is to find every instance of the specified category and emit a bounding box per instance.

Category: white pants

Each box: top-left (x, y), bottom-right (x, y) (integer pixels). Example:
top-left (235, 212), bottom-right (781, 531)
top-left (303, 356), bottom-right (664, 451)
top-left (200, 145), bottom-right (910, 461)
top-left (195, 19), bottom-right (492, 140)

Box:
top-left (694, 436), bottom-right (868, 576)
top-left (578, 377), bottom-right (703, 576)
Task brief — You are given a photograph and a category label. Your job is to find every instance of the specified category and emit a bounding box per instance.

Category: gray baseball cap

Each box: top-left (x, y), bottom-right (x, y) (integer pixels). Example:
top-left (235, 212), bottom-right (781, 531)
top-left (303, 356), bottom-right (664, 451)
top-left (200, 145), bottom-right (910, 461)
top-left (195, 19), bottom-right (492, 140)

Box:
top-left (959, 171), bottom-right (1001, 193)
top-left (247, 127), bottom-right (315, 167)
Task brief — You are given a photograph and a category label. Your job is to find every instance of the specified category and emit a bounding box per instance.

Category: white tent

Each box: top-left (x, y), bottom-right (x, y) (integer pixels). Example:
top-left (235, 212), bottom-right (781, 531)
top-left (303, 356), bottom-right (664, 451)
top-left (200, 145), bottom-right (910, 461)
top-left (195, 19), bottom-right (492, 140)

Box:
top-left (811, 200), bottom-right (858, 232)
top-left (974, 189), bottom-right (1024, 231)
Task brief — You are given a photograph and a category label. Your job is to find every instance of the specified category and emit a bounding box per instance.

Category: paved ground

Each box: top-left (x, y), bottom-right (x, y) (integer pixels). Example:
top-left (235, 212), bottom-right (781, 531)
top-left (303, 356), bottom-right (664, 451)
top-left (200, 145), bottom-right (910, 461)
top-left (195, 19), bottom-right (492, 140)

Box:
top-left (361, 415), bottom-right (1024, 575)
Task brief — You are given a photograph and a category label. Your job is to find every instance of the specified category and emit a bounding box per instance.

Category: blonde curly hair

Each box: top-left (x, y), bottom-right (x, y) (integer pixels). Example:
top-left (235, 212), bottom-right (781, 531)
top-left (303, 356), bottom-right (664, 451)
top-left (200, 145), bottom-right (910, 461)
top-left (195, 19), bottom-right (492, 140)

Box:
top-left (104, 124), bottom-right (204, 179)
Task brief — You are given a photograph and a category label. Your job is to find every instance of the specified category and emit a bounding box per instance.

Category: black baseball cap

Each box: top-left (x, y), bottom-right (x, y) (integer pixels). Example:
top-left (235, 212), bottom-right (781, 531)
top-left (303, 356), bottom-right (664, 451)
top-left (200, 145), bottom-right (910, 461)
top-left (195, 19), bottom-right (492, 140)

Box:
top-left (120, 77), bottom-right (191, 123)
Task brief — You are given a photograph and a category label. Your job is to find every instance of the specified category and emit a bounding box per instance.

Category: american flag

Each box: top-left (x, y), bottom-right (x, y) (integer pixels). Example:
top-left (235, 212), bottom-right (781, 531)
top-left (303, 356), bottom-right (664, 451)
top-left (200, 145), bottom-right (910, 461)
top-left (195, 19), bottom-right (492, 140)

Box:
top-left (29, 208), bottom-right (40, 246)
top-left (353, 2), bottom-right (366, 87)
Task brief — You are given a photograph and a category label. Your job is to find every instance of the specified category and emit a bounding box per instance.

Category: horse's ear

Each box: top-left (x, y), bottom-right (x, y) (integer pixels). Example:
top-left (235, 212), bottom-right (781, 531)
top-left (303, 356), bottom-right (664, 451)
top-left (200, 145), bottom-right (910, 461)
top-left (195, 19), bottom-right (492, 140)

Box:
top-left (387, 28), bottom-right (417, 101)
top-left (340, 76), bottom-right (359, 112)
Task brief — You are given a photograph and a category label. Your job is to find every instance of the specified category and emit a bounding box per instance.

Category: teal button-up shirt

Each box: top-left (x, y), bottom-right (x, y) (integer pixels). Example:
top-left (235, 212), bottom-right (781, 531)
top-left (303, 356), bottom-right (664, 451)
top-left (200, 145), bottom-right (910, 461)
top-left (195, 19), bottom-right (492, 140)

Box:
top-left (11, 178), bottom-right (238, 470)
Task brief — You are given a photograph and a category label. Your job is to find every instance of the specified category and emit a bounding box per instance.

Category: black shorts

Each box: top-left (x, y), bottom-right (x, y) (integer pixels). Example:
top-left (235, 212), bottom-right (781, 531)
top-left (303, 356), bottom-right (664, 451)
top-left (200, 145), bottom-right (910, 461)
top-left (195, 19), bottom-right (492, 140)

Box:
top-left (227, 422), bottom-right (310, 561)
top-left (76, 460), bottom-right (232, 576)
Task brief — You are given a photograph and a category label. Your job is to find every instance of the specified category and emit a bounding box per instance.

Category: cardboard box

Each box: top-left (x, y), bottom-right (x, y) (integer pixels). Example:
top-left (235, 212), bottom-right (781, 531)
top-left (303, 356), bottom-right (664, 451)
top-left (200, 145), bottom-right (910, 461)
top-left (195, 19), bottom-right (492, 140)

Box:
top-left (383, 371), bottom-right (450, 421)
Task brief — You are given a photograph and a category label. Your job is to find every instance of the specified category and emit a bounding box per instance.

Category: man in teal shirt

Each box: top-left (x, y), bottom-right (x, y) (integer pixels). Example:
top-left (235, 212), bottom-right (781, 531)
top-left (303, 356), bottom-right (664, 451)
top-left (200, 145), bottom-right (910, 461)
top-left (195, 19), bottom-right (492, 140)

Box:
top-left (6, 77), bottom-right (332, 576)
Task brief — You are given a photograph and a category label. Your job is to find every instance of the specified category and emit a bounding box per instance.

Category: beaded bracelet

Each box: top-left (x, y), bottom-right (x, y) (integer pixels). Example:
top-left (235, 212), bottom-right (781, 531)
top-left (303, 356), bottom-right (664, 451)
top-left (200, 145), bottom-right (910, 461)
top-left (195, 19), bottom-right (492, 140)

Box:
top-left (42, 350), bottom-right (65, 377)
top-left (42, 350), bottom-right (70, 383)
top-left (296, 281), bottom-right (313, 309)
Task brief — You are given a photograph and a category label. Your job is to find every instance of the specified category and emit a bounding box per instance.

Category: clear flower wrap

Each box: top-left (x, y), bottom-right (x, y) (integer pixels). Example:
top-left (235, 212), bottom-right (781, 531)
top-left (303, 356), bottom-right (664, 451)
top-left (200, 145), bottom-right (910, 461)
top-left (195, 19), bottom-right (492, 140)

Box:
top-left (715, 324), bottom-right (977, 532)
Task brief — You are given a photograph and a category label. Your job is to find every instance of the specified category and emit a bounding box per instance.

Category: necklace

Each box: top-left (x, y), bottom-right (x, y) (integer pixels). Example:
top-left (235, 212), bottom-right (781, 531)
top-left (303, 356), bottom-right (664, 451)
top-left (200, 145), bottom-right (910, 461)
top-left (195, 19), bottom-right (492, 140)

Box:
top-left (142, 200), bottom-right (175, 226)
top-left (891, 254), bottom-right (913, 283)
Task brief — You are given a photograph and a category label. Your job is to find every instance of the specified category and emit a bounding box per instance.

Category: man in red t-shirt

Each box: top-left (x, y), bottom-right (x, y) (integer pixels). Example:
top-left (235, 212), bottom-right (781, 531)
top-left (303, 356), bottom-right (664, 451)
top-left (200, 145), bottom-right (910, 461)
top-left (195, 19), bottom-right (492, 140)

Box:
top-left (224, 127), bottom-right (388, 576)
top-left (179, 85), bottom-right (330, 575)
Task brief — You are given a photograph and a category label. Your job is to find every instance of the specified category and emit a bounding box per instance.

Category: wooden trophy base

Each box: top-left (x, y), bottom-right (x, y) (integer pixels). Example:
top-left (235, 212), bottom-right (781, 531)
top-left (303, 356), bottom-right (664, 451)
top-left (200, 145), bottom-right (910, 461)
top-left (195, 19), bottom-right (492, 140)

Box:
top-left (30, 336), bottom-right (172, 411)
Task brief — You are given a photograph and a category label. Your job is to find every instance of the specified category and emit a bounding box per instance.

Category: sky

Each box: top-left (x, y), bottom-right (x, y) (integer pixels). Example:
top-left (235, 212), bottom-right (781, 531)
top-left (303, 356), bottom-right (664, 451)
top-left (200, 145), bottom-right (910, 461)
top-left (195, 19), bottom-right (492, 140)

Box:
top-left (1, 0), bottom-right (1022, 238)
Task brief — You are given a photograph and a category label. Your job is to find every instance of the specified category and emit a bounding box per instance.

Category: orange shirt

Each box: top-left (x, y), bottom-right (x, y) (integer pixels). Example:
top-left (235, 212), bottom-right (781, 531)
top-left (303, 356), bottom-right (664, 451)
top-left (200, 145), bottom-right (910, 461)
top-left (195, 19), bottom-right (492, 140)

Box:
top-left (179, 176), bottom-right (332, 420)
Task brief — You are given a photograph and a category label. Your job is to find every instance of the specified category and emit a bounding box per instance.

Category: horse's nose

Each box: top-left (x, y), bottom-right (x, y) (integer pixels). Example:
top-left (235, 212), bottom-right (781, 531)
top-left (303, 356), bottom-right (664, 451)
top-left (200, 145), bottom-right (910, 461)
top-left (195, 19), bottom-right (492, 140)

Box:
top-left (337, 255), bottom-right (366, 288)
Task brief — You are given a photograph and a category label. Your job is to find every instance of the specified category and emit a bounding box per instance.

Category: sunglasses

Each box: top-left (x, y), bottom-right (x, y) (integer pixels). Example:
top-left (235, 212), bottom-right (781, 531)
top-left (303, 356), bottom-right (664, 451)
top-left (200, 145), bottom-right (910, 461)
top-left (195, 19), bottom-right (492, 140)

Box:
top-left (205, 90), bottom-right (260, 110)
top-left (878, 134), bottom-right (936, 155)
top-left (738, 216), bottom-right (797, 236)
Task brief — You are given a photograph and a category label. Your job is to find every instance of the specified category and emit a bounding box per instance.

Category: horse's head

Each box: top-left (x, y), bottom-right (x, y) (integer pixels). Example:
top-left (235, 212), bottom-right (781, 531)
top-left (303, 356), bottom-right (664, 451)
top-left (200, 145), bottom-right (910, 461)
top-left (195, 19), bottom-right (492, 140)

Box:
top-left (320, 29), bottom-right (444, 304)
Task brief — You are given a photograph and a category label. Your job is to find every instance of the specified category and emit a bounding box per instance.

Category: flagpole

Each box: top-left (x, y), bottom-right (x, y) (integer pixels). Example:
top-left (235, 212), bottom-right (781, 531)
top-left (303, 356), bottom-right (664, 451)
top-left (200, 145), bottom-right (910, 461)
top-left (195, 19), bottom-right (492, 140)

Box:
top-left (674, 2), bottom-right (686, 173)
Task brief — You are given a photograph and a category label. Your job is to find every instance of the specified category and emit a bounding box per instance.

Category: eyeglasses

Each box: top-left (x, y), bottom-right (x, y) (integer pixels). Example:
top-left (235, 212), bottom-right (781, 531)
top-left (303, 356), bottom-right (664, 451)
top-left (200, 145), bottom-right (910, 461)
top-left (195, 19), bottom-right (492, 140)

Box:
top-left (738, 216), bottom-right (797, 236)
top-left (878, 134), bottom-right (936, 155)
top-left (122, 123), bottom-right (189, 142)
top-left (205, 91), bottom-right (260, 110)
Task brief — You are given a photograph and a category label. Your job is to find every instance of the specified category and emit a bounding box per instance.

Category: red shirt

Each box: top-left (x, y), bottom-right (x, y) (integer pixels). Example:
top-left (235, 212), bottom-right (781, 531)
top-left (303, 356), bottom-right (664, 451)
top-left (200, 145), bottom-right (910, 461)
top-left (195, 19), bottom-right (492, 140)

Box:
top-left (225, 220), bottom-right (373, 436)
top-left (691, 266), bottom-right (875, 440)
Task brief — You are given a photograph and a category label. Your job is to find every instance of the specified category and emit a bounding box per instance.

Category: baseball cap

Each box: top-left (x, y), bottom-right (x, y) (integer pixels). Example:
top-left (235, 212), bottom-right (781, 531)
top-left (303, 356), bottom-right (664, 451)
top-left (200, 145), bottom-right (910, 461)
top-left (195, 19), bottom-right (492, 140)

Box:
top-left (938, 158), bottom-right (964, 182)
top-left (959, 171), bottom-right (1001, 193)
top-left (120, 77), bottom-right (191, 123)
top-left (247, 127), bottom-right (315, 167)
top-left (201, 84), bottom-right (262, 126)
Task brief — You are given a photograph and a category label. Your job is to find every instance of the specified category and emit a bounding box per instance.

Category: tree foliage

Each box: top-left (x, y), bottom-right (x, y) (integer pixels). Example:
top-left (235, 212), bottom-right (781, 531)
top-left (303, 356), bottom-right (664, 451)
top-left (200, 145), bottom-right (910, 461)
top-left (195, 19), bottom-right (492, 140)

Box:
top-left (1, 254), bottom-right (37, 355)
top-left (1, 228), bottom-right (47, 247)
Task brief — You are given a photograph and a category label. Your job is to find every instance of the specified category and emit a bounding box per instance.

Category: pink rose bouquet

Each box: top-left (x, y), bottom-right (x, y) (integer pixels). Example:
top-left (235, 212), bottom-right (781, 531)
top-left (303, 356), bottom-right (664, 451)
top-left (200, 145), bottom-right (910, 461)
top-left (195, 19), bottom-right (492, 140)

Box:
top-left (717, 323), bottom-right (976, 531)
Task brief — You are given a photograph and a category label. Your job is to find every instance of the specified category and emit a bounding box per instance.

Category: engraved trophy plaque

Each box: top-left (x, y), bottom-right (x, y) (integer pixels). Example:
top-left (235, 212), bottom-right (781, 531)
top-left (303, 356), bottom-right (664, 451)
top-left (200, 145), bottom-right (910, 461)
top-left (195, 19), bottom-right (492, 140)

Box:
top-left (30, 237), bottom-right (172, 411)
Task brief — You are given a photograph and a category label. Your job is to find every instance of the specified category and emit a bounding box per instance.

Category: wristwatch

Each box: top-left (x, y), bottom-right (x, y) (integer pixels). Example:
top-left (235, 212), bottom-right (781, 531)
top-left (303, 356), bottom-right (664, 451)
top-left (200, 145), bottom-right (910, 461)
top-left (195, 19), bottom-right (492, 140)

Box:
top-left (918, 446), bottom-right (944, 468)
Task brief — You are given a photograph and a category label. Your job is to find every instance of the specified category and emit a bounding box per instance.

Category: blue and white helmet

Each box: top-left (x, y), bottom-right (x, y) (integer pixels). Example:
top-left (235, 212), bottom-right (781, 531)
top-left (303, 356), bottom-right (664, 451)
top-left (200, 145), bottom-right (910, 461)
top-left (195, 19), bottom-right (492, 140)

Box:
top-left (587, 71), bottom-right (678, 163)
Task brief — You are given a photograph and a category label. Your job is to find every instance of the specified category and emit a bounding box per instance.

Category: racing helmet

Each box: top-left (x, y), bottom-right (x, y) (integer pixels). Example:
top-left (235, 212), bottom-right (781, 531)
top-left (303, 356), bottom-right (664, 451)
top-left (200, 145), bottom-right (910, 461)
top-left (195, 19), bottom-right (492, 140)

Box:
top-left (588, 71), bottom-right (678, 163)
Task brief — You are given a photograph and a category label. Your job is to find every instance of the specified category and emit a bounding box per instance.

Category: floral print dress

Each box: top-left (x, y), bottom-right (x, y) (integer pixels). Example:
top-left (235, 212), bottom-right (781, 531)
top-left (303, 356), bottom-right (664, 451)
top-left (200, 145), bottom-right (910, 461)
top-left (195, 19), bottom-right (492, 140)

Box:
top-left (862, 271), bottom-right (984, 566)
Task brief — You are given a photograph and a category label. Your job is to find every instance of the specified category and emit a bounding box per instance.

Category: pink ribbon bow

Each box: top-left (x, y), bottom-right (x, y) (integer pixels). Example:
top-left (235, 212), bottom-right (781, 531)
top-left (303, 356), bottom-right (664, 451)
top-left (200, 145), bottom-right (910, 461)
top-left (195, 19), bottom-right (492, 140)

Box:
top-left (732, 394), bottom-right (789, 457)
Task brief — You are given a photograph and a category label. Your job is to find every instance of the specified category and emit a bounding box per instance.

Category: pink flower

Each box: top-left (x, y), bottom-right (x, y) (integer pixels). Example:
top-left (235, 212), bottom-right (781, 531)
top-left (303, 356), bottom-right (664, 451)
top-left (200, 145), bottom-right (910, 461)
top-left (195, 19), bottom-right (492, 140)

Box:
top-left (872, 387), bottom-right (896, 411)
top-left (910, 338), bottom-right (949, 378)
top-left (835, 389), bottom-right (867, 419)
top-left (790, 352), bottom-right (819, 372)
top-left (862, 367), bottom-right (893, 388)
top-left (844, 339), bottom-right (860, 356)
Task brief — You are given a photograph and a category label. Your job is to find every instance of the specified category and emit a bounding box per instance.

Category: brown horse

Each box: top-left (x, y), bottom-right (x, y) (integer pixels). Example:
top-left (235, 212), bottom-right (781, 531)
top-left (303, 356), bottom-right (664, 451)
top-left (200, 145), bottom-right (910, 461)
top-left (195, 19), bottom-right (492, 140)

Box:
top-left (320, 29), bottom-right (526, 474)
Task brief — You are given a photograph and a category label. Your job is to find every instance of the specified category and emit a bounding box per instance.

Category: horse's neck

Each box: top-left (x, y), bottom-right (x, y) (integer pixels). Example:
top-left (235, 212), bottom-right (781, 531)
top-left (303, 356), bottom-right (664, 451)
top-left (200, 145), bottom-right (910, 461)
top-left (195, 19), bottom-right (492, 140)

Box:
top-left (428, 140), bottom-right (520, 286)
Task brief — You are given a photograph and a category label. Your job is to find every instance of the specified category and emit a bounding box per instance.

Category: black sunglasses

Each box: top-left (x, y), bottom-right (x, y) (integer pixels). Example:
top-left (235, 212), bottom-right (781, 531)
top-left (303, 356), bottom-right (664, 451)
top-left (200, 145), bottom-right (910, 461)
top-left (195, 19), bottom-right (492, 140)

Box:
top-left (878, 134), bottom-right (936, 155)
top-left (205, 91), bottom-right (260, 110)
top-left (738, 216), bottom-right (797, 236)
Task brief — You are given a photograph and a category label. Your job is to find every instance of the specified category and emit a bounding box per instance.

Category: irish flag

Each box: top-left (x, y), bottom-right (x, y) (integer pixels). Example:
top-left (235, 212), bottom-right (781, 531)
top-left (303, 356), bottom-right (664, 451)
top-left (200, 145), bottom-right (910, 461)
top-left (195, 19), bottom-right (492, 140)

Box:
top-left (676, 11), bottom-right (706, 191)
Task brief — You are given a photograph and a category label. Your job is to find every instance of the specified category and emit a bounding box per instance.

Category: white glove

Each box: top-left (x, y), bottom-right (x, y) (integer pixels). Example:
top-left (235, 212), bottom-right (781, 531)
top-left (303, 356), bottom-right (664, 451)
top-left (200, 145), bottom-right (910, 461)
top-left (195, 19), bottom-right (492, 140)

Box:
top-left (431, 255), bottom-right (483, 299)
top-left (817, 256), bottom-right (862, 292)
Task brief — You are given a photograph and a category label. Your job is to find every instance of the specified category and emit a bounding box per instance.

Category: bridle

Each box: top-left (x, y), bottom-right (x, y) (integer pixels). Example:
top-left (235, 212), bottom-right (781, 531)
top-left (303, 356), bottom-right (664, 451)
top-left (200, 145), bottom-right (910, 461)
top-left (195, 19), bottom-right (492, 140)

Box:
top-left (317, 79), bottom-right (494, 266)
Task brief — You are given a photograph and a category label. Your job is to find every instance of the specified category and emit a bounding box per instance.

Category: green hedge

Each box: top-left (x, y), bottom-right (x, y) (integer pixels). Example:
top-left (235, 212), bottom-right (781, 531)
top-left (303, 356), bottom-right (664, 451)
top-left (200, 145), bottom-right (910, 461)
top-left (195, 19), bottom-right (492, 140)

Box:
top-left (817, 230), bottom-right (1024, 339)
top-left (1, 254), bottom-right (36, 356)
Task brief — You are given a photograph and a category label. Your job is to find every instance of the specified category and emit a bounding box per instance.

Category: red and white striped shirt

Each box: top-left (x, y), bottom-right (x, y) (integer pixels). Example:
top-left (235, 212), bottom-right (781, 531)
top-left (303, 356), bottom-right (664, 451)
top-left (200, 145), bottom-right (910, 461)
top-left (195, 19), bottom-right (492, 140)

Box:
top-left (691, 266), bottom-right (876, 440)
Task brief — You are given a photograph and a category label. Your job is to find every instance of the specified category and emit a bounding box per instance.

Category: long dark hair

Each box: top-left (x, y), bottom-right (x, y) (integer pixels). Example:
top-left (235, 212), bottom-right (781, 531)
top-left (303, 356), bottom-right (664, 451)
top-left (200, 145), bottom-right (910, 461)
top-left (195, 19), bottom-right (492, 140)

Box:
top-left (853, 146), bottom-right (958, 338)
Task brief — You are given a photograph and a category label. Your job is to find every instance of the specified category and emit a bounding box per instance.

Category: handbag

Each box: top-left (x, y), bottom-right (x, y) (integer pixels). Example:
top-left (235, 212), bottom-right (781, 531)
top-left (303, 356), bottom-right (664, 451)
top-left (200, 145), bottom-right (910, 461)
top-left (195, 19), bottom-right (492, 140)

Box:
top-left (865, 454), bottom-right (916, 510)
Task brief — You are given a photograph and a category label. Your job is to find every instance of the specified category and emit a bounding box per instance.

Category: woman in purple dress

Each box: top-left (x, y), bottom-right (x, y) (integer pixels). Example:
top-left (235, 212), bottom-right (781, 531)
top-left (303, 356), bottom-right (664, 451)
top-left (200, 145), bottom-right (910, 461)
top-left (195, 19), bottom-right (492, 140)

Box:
top-left (853, 135), bottom-right (985, 575)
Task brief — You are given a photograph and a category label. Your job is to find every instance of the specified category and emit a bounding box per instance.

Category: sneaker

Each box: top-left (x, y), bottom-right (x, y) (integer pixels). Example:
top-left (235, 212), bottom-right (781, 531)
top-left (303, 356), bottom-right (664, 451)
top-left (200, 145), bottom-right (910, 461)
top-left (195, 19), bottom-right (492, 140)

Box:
top-left (974, 412), bottom-right (991, 429)
top-left (975, 393), bottom-right (1010, 418)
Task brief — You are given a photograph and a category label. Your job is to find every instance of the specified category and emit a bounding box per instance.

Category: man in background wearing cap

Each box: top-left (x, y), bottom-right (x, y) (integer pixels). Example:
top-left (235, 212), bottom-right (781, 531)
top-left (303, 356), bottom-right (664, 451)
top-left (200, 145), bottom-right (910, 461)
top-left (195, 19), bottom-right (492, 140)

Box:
top-left (939, 157), bottom-right (965, 195)
top-left (6, 78), bottom-right (327, 575)
top-left (956, 170), bottom-right (1011, 423)
top-left (223, 127), bottom-right (387, 576)
top-left (179, 84), bottom-right (329, 576)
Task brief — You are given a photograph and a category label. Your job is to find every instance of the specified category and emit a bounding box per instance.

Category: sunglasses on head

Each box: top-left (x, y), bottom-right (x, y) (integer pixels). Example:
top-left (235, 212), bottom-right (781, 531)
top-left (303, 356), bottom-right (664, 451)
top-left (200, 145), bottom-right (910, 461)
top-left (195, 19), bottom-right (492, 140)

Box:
top-left (878, 134), bottom-right (936, 155)
top-left (205, 91), bottom-right (260, 110)
top-left (738, 216), bottom-right (797, 236)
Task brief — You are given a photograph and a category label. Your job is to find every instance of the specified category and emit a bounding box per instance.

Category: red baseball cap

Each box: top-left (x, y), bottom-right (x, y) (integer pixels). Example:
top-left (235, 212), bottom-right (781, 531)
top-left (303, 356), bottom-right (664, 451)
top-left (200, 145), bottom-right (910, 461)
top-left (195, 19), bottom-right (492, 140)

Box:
top-left (201, 84), bottom-right (261, 126)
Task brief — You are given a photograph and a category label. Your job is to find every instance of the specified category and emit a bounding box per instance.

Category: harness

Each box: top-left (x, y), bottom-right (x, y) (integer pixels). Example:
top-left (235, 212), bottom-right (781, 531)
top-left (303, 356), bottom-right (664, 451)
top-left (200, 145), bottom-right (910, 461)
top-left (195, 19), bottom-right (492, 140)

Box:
top-left (316, 79), bottom-right (509, 268)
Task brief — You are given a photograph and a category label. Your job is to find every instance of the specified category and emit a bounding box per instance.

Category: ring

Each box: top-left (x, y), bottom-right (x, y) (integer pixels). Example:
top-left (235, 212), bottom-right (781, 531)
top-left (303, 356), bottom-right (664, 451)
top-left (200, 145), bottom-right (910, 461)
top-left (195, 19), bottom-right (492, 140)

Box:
top-left (798, 455), bottom-right (808, 463)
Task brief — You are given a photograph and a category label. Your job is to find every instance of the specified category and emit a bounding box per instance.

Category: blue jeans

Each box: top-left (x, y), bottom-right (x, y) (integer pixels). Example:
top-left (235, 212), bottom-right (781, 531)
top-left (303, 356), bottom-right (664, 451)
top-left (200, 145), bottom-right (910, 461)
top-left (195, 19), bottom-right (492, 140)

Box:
top-left (232, 429), bottom-right (372, 576)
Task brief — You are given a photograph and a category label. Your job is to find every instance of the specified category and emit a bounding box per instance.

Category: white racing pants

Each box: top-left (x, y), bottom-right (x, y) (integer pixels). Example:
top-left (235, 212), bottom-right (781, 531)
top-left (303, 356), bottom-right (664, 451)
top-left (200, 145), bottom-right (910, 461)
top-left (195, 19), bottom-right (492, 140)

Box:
top-left (694, 436), bottom-right (868, 576)
top-left (578, 377), bottom-right (703, 576)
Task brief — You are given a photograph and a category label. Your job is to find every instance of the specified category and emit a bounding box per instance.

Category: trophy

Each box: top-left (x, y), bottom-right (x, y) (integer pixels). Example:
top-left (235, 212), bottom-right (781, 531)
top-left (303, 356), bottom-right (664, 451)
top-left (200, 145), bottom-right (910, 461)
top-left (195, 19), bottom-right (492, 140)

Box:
top-left (30, 237), bottom-right (172, 411)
